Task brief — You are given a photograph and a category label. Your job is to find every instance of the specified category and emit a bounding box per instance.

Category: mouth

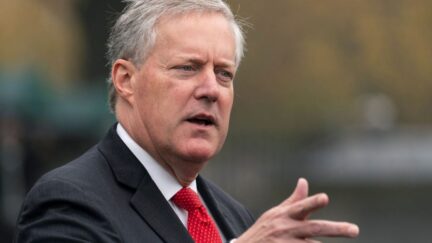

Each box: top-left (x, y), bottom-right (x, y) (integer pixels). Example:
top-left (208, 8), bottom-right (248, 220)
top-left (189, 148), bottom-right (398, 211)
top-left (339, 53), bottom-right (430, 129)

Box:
top-left (186, 114), bottom-right (216, 127)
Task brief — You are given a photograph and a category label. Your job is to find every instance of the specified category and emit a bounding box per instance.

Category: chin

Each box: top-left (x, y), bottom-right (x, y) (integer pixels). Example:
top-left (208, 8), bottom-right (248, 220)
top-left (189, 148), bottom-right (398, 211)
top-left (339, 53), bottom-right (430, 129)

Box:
top-left (182, 143), bottom-right (218, 163)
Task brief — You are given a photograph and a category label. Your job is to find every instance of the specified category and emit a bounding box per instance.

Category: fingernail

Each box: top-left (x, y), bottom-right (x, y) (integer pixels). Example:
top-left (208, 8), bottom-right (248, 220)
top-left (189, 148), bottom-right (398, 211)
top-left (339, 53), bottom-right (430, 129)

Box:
top-left (319, 193), bottom-right (329, 203)
top-left (349, 225), bottom-right (360, 236)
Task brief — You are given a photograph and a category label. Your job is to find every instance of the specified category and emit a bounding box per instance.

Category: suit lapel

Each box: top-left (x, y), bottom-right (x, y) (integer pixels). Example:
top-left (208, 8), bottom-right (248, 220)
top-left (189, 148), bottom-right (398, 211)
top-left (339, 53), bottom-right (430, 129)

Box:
top-left (130, 174), bottom-right (194, 243)
top-left (98, 125), bottom-right (193, 243)
top-left (197, 177), bottom-right (240, 239)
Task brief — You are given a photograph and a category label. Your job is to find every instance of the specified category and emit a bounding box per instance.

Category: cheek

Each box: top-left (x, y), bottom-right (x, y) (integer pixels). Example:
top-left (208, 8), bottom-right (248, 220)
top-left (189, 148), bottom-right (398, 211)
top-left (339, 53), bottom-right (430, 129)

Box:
top-left (134, 82), bottom-right (166, 130)
top-left (142, 86), bottom-right (187, 132)
top-left (135, 78), bottom-right (168, 113)
top-left (221, 90), bottom-right (234, 116)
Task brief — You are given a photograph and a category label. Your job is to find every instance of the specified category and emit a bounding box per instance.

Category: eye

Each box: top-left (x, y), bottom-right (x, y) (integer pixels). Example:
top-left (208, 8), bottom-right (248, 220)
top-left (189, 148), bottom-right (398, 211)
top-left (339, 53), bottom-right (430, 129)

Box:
top-left (216, 69), bottom-right (234, 82)
top-left (175, 65), bottom-right (196, 72)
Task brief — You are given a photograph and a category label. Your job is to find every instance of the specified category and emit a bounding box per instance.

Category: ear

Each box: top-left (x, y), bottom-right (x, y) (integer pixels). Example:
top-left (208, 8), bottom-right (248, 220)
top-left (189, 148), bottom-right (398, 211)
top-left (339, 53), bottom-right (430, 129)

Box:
top-left (111, 59), bottom-right (137, 105)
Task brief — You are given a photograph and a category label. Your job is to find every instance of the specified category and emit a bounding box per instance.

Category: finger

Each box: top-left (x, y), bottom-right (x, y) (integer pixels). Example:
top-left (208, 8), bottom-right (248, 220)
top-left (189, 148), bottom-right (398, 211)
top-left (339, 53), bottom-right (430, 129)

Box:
top-left (305, 239), bottom-right (321, 243)
top-left (282, 178), bottom-right (309, 205)
top-left (287, 239), bottom-right (320, 243)
top-left (288, 193), bottom-right (329, 220)
top-left (291, 220), bottom-right (359, 239)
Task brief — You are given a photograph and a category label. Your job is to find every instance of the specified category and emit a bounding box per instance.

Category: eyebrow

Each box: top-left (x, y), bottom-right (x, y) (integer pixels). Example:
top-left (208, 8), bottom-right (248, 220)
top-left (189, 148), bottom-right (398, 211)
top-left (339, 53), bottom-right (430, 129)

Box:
top-left (174, 53), bottom-right (236, 67)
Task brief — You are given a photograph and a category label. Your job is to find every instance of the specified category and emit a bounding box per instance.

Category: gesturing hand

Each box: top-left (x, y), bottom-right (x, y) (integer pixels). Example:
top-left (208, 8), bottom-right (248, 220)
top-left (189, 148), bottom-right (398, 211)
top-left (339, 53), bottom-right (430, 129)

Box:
top-left (236, 178), bottom-right (359, 243)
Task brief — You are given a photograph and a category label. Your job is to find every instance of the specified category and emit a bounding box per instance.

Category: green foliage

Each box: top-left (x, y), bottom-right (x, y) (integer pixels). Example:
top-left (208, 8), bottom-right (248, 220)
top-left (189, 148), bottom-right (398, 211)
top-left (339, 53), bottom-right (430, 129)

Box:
top-left (228, 0), bottom-right (432, 138)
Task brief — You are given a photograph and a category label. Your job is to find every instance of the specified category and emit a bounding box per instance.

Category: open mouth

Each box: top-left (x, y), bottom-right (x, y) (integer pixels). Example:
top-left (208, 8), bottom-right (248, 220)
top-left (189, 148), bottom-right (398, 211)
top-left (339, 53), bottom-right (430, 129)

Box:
top-left (186, 115), bottom-right (216, 126)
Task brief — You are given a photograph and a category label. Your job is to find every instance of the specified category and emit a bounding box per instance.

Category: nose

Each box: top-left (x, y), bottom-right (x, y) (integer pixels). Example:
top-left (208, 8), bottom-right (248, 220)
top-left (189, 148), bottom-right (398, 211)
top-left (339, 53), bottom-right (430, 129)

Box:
top-left (194, 68), bottom-right (220, 103)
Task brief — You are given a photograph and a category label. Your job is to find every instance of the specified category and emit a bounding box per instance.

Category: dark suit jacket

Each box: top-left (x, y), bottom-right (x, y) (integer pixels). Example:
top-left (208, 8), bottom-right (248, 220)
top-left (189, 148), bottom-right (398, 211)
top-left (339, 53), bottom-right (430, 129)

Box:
top-left (15, 126), bottom-right (254, 242)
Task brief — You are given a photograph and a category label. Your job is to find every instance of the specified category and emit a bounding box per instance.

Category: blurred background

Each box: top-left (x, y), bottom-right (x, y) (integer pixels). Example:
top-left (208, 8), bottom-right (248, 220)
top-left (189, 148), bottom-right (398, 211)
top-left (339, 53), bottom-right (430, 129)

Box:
top-left (1, 0), bottom-right (431, 242)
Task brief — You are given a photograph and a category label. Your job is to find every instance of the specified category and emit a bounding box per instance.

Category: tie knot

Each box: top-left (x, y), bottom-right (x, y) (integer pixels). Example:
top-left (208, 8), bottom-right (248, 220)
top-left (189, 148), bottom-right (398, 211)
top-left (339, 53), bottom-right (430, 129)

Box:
top-left (172, 187), bottom-right (202, 212)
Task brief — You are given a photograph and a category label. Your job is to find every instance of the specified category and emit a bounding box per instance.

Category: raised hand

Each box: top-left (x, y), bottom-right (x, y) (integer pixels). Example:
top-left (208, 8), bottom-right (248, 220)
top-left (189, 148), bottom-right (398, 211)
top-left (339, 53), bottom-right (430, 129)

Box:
top-left (236, 178), bottom-right (359, 243)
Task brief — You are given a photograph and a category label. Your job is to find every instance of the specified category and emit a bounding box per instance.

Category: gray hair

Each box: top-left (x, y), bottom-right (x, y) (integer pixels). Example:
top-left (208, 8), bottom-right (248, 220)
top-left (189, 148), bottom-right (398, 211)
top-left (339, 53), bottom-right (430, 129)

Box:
top-left (106, 0), bottom-right (246, 113)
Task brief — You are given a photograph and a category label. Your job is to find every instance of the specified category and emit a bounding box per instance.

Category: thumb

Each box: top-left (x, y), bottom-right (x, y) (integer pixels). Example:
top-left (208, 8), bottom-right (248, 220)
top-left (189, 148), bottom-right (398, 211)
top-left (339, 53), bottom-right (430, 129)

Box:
top-left (282, 178), bottom-right (309, 205)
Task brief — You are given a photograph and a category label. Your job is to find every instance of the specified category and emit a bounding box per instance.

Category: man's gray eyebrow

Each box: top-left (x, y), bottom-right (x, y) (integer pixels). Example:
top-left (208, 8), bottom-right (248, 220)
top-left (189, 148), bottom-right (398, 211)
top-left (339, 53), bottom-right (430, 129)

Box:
top-left (176, 56), bottom-right (236, 68)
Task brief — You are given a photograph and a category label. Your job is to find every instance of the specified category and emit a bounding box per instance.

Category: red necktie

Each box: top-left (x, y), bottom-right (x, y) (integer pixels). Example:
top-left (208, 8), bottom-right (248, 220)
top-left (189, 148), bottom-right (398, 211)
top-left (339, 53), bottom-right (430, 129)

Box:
top-left (172, 187), bottom-right (222, 243)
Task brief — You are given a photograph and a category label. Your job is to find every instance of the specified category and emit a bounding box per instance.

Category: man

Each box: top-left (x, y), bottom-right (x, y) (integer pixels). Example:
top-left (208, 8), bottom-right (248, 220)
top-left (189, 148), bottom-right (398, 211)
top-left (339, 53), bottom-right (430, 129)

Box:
top-left (15, 0), bottom-right (359, 242)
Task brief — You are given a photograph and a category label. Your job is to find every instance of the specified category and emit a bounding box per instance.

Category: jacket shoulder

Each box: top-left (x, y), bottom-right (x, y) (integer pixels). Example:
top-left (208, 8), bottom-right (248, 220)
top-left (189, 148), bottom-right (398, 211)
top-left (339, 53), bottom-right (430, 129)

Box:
top-left (15, 146), bottom-right (123, 243)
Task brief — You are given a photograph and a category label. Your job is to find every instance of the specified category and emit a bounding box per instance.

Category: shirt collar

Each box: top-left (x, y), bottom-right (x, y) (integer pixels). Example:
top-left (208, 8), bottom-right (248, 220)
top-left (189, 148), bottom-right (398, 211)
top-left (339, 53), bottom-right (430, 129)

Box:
top-left (116, 123), bottom-right (198, 201)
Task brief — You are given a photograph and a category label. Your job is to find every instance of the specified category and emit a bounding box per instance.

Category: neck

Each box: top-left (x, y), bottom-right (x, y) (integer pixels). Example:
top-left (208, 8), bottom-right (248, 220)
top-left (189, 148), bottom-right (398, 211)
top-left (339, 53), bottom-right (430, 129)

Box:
top-left (116, 113), bottom-right (204, 188)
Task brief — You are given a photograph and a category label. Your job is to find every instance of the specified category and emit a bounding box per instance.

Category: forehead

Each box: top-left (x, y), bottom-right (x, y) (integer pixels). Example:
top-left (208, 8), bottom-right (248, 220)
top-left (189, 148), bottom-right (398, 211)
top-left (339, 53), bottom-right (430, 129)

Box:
top-left (152, 11), bottom-right (236, 63)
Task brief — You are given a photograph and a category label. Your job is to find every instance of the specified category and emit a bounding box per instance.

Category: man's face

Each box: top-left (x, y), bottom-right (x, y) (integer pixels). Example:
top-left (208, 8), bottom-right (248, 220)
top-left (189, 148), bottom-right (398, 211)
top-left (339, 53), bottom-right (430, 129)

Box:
top-left (129, 12), bottom-right (236, 172)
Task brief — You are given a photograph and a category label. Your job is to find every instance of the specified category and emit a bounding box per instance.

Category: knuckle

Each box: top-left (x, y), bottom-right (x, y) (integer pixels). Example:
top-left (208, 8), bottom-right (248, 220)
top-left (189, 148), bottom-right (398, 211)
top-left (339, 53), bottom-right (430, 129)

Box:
top-left (297, 204), bottom-right (307, 214)
top-left (269, 222), bottom-right (289, 238)
top-left (266, 204), bottom-right (291, 219)
top-left (307, 221), bottom-right (323, 235)
top-left (290, 204), bottom-right (306, 217)
top-left (262, 206), bottom-right (279, 219)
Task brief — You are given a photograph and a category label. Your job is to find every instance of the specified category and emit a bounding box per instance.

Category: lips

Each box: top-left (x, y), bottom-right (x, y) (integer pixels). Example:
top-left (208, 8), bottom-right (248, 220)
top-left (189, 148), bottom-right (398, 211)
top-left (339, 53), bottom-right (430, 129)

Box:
top-left (186, 113), bottom-right (217, 127)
